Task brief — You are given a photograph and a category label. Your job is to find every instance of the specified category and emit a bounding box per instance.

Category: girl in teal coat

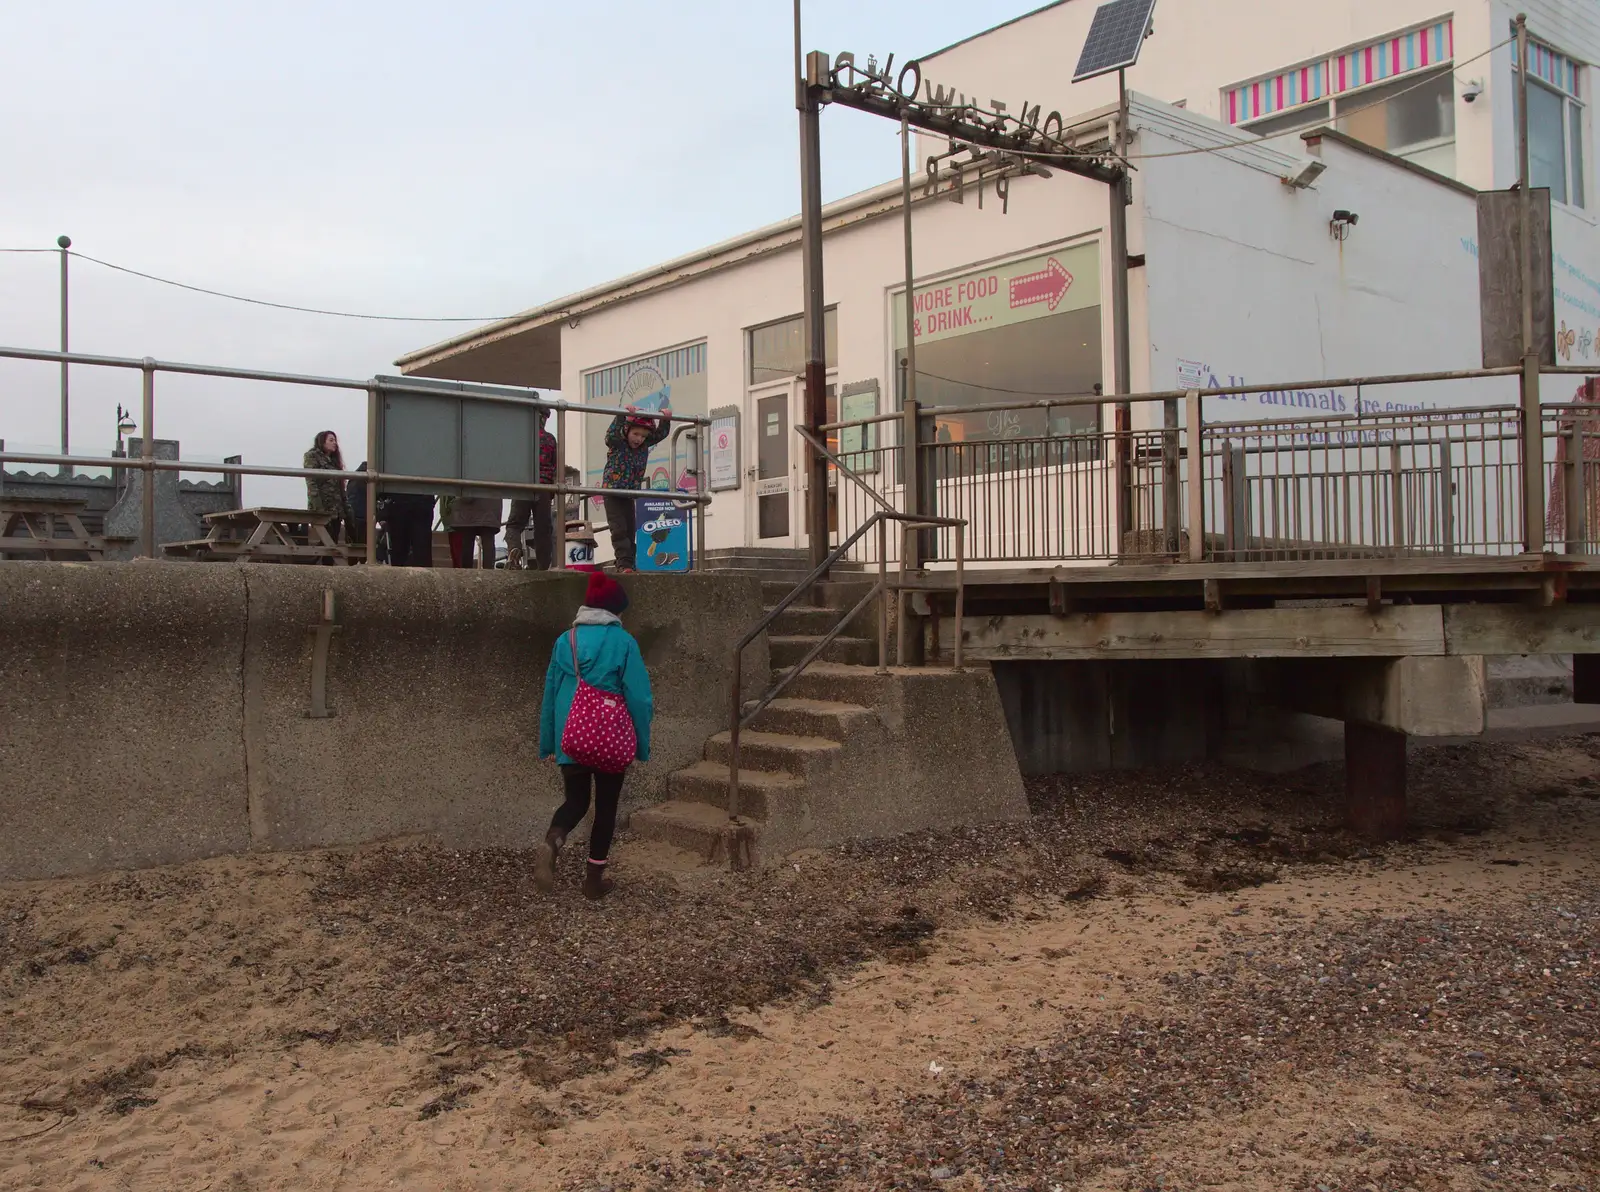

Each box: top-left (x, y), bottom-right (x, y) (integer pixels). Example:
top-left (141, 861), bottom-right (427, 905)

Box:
top-left (536, 570), bottom-right (654, 899)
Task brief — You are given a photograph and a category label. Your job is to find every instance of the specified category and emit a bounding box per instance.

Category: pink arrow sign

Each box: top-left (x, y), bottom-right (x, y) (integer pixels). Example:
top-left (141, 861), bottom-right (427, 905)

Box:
top-left (1009, 257), bottom-right (1073, 312)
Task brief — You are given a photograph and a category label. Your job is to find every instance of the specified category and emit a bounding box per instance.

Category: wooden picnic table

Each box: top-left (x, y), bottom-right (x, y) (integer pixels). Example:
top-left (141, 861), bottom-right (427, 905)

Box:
top-left (0, 496), bottom-right (106, 560)
top-left (162, 507), bottom-right (357, 564)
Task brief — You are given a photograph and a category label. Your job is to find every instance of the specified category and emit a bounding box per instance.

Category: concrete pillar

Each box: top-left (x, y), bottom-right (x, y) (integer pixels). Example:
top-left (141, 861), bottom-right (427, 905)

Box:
top-left (1345, 720), bottom-right (1408, 841)
top-left (1574, 655), bottom-right (1600, 704)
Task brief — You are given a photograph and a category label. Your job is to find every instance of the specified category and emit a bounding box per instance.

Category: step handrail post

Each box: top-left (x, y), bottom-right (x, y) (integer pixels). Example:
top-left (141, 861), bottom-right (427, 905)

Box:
top-left (728, 659), bottom-right (742, 821)
top-left (953, 521), bottom-right (965, 672)
top-left (877, 517), bottom-right (889, 675)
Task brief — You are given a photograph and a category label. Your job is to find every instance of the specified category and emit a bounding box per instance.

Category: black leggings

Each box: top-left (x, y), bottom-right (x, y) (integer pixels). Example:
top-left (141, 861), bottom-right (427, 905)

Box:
top-left (551, 765), bottom-right (625, 862)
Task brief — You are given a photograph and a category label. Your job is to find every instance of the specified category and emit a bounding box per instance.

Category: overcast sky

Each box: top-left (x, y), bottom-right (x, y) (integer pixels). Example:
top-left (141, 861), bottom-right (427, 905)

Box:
top-left (0, 0), bottom-right (1042, 506)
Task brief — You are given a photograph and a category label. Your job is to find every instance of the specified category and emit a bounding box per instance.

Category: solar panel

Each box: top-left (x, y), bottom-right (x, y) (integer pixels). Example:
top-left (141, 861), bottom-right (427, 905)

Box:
top-left (1072, 0), bottom-right (1158, 83)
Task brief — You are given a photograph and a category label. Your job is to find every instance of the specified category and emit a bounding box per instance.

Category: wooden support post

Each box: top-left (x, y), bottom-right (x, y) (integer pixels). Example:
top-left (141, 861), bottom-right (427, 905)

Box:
top-left (1345, 720), bottom-right (1407, 841)
top-left (1575, 655), bottom-right (1600, 705)
top-left (1365, 575), bottom-right (1383, 614)
top-left (1048, 575), bottom-right (1069, 616)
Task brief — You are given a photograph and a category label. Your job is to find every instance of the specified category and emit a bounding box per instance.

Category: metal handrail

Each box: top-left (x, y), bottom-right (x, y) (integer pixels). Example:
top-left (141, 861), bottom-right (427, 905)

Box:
top-left (794, 424), bottom-right (894, 514)
top-left (725, 507), bottom-right (966, 834)
top-left (0, 342), bottom-right (712, 566)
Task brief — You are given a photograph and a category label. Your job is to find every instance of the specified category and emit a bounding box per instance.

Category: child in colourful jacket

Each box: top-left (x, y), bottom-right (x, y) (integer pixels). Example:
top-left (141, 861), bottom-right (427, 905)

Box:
top-left (602, 411), bottom-right (669, 571)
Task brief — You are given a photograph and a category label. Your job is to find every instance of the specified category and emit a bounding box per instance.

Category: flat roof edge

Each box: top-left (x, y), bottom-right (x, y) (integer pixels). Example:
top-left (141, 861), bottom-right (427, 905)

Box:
top-left (1301, 127), bottom-right (1479, 198)
top-left (397, 177), bottom-right (909, 372)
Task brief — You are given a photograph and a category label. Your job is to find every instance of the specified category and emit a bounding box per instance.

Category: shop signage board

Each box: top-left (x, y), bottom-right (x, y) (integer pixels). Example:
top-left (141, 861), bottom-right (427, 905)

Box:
top-left (892, 243), bottom-right (1101, 349)
top-left (708, 406), bottom-right (740, 492)
top-left (634, 496), bottom-right (693, 573)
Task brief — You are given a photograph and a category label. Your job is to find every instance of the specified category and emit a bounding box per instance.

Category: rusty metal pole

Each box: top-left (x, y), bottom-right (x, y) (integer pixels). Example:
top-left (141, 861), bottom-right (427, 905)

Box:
top-left (729, 657), bottom-right (742, 823)
top-left (140, 359), bottom-right (155, 558)
top-left (1110, 72), bottom-right (1134, 554)
top-left (365, 383), bottom-right (379, 563)
top-left (901, 108), bottom-right (927, 573)
top-left (952, 523), bottom-right (965, 672)
top-left (1186, 390), bottom-right (1205, 561)
top-left (694, 422), bottom-right (708, 571)
top-left (876, 517), bottom-right (889, 675)
top-left (798, 5), bottom-right (829, 577)
top-left (58, 236), bottom-right (71, 476)
top-left (1515, 14), bottom-right (1545, 554)
top-left (555, 405), bottom-right (568, 569)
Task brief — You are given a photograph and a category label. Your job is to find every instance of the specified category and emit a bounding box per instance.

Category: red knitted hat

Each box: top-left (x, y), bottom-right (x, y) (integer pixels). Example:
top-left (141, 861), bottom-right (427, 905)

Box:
top-left (585, 570), bottom-right (629, 614)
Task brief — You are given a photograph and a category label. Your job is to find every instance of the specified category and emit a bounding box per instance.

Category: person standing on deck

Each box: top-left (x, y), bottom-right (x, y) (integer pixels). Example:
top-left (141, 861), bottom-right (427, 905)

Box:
top-left (601, 410), bottom-right (668, 572)
top-left (507, 407), bottom-right (558, 569)
top-left (303, 431), bottom-right (349, 544)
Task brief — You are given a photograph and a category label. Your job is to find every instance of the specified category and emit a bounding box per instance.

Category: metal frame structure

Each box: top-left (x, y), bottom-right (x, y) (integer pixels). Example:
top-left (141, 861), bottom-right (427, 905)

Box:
top-left (793, 7), bottom-right (1127, 578)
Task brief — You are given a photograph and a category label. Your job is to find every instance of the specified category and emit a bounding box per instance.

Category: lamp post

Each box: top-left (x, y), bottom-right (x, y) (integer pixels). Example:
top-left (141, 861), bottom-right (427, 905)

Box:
top-left (115, 404), bottom-right (136, 454)
top-left (58, 235), bottom-right (71, 475)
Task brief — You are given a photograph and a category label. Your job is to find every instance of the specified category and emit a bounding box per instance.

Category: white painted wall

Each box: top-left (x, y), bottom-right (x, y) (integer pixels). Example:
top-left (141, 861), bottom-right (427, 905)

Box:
top-left (560, 165), bottom-right (1119, 556)
top-left (915, 0), bottom-right (1598, 199)
top-left (1135, 106), bottom-right (1511, 424)
top-left (561, 88), bottom-right (1600, 555)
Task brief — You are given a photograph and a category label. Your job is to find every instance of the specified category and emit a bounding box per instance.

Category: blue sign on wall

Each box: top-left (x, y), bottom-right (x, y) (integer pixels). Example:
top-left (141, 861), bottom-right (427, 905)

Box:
top-left (635, 497), bottom-right (693, 573)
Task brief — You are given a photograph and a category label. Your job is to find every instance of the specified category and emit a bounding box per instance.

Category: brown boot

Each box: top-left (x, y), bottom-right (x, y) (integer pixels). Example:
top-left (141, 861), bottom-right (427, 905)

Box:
top-left (534, 828), bottom-right (564, 893)
top-left (582, 860), bottom-right (614, 901)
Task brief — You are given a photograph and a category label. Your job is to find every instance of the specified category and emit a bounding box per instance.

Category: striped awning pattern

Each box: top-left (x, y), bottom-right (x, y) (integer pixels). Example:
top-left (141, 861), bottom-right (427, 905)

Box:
top-left (1525, 38), bottom-right (1581, 97)
top-left (1226, 19), bottom-right (1454, 125)
top-left (583, 342), bottom-right (707, 403)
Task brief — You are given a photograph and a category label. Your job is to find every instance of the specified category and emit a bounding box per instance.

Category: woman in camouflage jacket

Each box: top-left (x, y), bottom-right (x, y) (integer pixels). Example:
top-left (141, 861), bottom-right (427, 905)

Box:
top-left (303, 431), bottom-right (349, 543)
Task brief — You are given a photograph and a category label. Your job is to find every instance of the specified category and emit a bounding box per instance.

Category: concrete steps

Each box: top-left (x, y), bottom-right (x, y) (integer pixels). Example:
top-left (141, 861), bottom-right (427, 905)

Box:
top-left (666, 759), bottom-right (805, 820)
top-left (704, 729), bottom-right (842, 776)
top-left (766, 603), bottom-right (848, 636)
top-left (769, 635), bottom-right (878, 668)
top-left (761, 579), bottom-right (870, 605)
top-left (787, 662), bottom-right (897, 705)
top-left (746, 696), bottom-right (876, 738)
top-left (628, 800), bottom-right (749, 864)
top-left (628, 569), bottom-right (1027, 868)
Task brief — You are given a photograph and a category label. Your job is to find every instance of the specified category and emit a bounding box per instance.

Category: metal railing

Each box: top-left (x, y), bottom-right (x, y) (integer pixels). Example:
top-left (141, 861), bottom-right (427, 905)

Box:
top-left (722, 424), bottom-right (966, 850)
top-left (817, 363), bottom-right (1600, 567)
top-left (1544, 401), bottom-right (1600, 556)
top-left (724, 508), bottom-right (965, 836)
top-left (1203, 406), bottom-right (1526, 561)
top-left (0, 345), bottom-right (712, 566)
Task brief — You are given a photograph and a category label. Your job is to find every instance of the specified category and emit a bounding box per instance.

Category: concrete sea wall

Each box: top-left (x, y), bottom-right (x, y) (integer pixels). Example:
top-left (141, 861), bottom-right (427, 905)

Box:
top-left (0, 563), bottom-right (768, 880)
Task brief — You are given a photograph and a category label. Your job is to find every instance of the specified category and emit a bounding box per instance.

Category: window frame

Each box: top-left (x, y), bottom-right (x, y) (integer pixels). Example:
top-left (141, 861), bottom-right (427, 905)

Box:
top-left (1515, 48), bottom-right (1588, 211)
top-left (743, 307), bottom-right (838, 388)
top-left (1239, 63), bottom-right (1457, 166)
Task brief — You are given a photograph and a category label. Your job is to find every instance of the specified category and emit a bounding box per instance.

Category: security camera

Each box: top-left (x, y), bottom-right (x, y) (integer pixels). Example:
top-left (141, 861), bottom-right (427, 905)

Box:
top-left (1462, 80), bottom-right (1484, 103)
top-left (1332, 210), bottom-right (1358, 225)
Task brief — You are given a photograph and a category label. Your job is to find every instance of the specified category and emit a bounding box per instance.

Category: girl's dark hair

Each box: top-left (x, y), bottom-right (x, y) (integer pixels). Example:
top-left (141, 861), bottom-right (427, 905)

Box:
top-left (314, 430), bottom-right (343, 469)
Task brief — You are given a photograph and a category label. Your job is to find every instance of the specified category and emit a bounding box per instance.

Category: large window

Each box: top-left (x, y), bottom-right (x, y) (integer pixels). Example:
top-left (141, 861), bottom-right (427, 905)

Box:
top-left (1516, 41), bottom-right (1587, 210)
top-left (581, 342), bottom-right (707, 496)
top-left (891, 243), bottom-right (1103, 461)
top-left (1242, 66), bottom-right (1456, 174)
top-left (1227, 21), bottom-right (1457, 176)
top-left (746, 309), bottom-right (838, 385)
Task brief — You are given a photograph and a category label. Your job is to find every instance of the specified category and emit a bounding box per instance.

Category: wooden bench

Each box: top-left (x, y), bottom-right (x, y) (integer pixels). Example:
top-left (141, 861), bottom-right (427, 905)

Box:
top-left (0, 497), bottom-right (106, 560)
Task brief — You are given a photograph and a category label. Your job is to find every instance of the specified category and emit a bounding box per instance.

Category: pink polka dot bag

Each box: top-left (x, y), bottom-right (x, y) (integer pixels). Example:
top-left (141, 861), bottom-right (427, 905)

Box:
top-left (558, 629), bottom-right (637, 774)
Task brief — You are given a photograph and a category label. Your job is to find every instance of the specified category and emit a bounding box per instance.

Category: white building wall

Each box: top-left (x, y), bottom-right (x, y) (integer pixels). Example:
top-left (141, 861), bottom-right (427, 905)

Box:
top-left (915, 0), bottom-right (1598, 198)
top-left (560, 89), bottom-right (1577, 554)
top-left (1136, 112), bottom-right (1506, 423)
top-left (561, 167), bottom-right (1119, 555)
